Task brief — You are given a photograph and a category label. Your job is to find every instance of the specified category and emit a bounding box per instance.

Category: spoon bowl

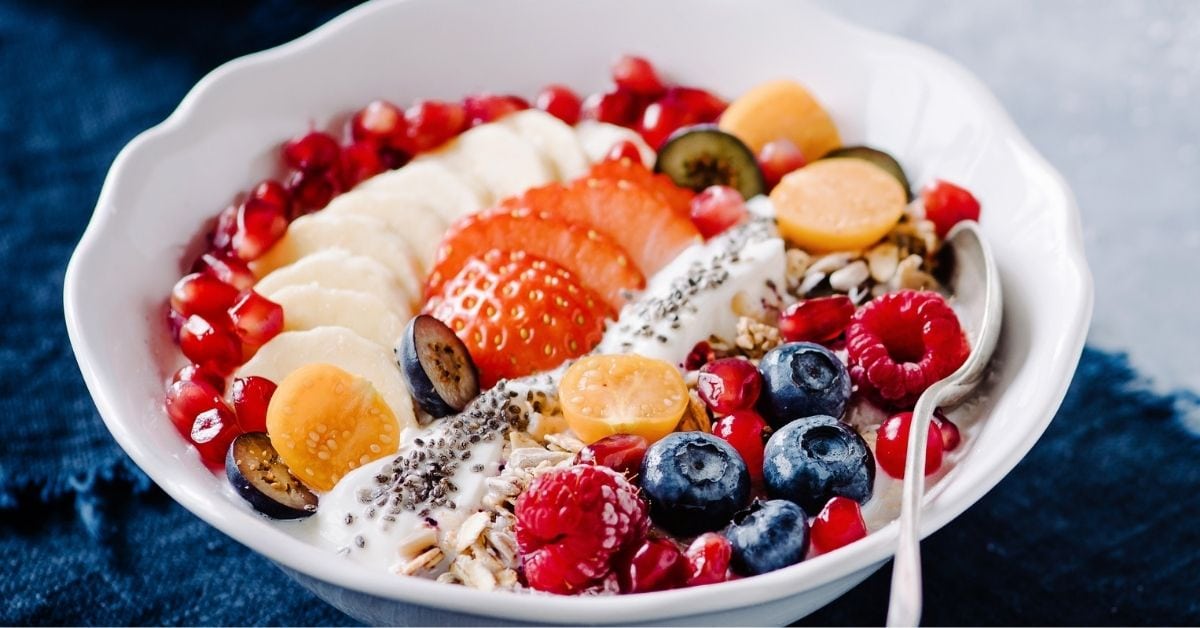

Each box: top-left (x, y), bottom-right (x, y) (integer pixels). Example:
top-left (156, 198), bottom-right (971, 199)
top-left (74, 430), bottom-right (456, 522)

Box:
top-left (886, 220), bottom-right (1003, 626)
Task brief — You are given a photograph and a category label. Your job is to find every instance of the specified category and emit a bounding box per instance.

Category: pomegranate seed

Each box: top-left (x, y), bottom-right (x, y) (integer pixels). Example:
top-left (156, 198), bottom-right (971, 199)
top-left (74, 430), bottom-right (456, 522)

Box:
top-left (712, 410), bottom-right (770, 483)
top-left (164, 379), bottom-right (226, 437)
top-left (810, 496), bottom-right (867, 554)
top-left (665, 86), bottom-right (727, 122)
top-left (758, 138), bottom-right (807, 190)
top-left (684, 341), bottom-right (717, 371)
top-left (611, 55), bottom-right (667, 97)
top-left (281, 131), bottom-right (340, 173)
top-left (209, 204), bottom-right (239, 253)
top-left (172, 363), bottom-right (227, 394)
top-left (689, 185), bottom-right (749, 239)
top-left (285, 168), bottom-right (340, 217)
top-left (463, 93), bottom-right (527, 127)
top-left (535, 84), bottom-right (583, 125)
top-left (617, 538), bottom-right (688, 593)
top-left (229, 376), bottom-right (277, 434)
top-left (922, 179), bottom-right (981, 238)
top-left (574, 434), bottom-right (650, 477)
top-left (190, 404), bottom-right (241, 466)
top-left (604, 139), bottom-right (643, 164)
top-left (179, 314), bottom-right (242, 374)
top-left (170, 272), bottom-right (240, 320)
top-left (933, 409), bottom-right (961, 451)
top-left (193, 252), bottom-right (255, 291)
top-left (350, 99), bottom-right (407, 147)
top-left (378, 147), bottom-right (410, 170)
top-left (696, 357), bottom-right (762, 415)
top-left (231, 197), bottom-right (288, 261)
top-left (778, 295), bottom-right (856, 343)
top-left (166, 308), bottom-right (186, 344)
top-left (582, 88), bottom-right (641, 127)
top-left (228, 290), bottom-right (284, 347)
top-left (338, 140), bottom-right (385, 189)
top-left (405, 100), bottom-right (467, 152)
top-left (876, 411), bottom-right (944, 479)
top-left (248, 179), bottom-right (291, 216)
top-left (638, 98), bottom-right (691, 149)
top-left (685, 533), bottom-right (732, 586)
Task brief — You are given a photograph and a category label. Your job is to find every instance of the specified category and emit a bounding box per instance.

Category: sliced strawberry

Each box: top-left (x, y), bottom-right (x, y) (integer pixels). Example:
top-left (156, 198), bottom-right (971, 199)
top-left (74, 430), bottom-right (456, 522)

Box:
top-left (425, 250), bottom-right (611, 388)
top-left (503, 178), bottom-right (700, 276)
top-left (425, 207), bottom-right (644, 310)
top-left (585, 159), bottom-right (695, 216)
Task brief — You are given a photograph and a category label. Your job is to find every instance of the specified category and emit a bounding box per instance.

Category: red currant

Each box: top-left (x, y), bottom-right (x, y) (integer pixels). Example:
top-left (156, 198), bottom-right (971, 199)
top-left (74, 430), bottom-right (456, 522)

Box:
top-left (685, 532), bottom-right (732, 586)
top-left (171, 363), bottom-right (226, 395)
top-left (758, 138), bottom-right (807, 190)
top-left (712, 410), bottom-right (770, 483)
top-left (696, 357), bottom-right (762, 415)
top-left (190, 404), bottom-right (241, 466)
top-left (178, 314), bottom-right (242, 374)
top-left (876, 411), bottom-right (944, 478)
top-left (933, 409), bottom-right (961, 451)
top-left (535, 84), bottom-right (582, 125)
top-left (574, 433), bottom-right (649, 478)
top-left (164, 379), bottom-right (226, 437)
top-left (922, 179), bottom-right (981, 238)
top-left (778, 295), bottom-right (856, 344)
top-left (231, 196), bottom-right (289, 261)
top-left (281, 131), bottom-right (340, 173)
top-left (689, 185), bottom-right (748, 239)
top-left (170, 273), bottom-right (239, 321)
top-left (582, 88), bottom-right (640, 127)
top-left (810, 496), bottom-right (867, 554)
top-left (611, 55), bottom-right (667, 97)
top-left (228, 290), bottom-right (283, 347)
top-left (617, 538), bottom-right (688, 593)
top-left (229, 376), bottom-right (277, 434)
top-left (404, 100), bottom-right (467, 152)
top-left (350, 99), bottom-right (406, 147)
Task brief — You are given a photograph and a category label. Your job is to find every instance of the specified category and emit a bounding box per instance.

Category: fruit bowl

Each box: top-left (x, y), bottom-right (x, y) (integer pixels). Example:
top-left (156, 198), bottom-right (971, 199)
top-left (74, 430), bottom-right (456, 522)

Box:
top-left (64, 0), bottom-right (1092, 624)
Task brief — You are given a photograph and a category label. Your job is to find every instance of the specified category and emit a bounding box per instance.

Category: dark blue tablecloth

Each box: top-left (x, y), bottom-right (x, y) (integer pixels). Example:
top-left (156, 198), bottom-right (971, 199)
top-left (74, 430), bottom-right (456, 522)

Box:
top-left (2, 1), bottom-right (1198, 625)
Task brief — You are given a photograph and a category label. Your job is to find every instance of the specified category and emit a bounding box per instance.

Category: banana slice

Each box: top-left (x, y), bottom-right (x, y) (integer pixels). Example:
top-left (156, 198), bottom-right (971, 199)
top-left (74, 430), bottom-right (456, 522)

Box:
top-left (236, 327), bottom-right (417, 434)
top-left (575, 120), bottom-right (656, 167)
top-left (268, 284), bottom-right (407, 347)
top-left (358, 159), bottom-right (490, 224)
top-left (250, 213), bottom-right (422, 307)
top-left (502, 109), bottom-right (591, 181)
top-left (254, 249), bottom-right (412, 316)
top-left (420, 123), bottom-right (554, 201)
top-left (323, 191), bottom-right (448, 271)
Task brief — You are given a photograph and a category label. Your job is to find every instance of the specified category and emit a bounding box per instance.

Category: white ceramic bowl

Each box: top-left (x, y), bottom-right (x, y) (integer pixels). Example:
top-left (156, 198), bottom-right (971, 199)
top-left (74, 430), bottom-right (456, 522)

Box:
top-left (64, 0), bottom-right (1092, 624)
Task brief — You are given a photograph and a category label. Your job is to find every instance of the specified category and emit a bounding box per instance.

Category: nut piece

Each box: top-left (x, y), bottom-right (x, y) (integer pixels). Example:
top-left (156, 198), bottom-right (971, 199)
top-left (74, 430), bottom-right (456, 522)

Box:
top-left (829, 260), bottom-right (869, 292)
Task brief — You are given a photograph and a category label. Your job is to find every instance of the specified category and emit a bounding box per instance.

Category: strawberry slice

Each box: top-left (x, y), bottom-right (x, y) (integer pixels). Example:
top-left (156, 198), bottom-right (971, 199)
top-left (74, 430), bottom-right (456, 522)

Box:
top-left (425, 250), bottom-right (611, 388)
top-left (503, 178), bottom-right (700, 276)
top-left (586, 158), bottom-right (695, 216)
top-left (426, 207), bottom-right (644, 310)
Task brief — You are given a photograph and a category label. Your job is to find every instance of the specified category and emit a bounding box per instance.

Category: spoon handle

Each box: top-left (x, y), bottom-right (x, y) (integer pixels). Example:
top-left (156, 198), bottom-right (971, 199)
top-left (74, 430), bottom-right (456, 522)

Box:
top-left (885, 390), bottom-right (942, 627)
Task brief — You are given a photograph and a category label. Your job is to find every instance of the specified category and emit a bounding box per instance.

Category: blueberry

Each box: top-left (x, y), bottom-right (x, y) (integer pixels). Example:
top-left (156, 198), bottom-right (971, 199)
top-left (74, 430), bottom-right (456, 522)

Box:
top-left (757, 342), bottom-right (850, 428)
top-left (763, 415), bottom-right (874, 515)
top-left (723, 499), bottom-right (809, 575)
top-left (396, 315), bottom-right (480, 418)
top-left (639, 432), bottom-right (751, 536)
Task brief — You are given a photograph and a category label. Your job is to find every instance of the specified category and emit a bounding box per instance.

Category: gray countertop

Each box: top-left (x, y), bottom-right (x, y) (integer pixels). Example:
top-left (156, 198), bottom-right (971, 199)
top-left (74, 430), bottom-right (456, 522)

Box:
top-left (817, 0), bottom-right (1200, 395)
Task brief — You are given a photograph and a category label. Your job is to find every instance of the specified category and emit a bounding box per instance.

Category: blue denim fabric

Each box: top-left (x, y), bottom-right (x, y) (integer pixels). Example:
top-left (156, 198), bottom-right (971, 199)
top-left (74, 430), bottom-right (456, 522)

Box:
top-left (1, 1), bottom-right (1197, 625)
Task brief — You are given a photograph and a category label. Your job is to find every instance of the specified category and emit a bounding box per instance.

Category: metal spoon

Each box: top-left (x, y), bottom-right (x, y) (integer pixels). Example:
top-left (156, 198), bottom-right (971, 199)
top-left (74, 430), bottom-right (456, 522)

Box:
top-left (886, 220), bottom-right (1003, 627)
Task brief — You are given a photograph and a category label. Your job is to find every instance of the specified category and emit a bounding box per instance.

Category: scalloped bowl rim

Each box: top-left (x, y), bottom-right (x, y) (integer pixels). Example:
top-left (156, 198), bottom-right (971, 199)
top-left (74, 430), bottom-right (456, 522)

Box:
top-left (64, 0), bottom-right (1092, 623)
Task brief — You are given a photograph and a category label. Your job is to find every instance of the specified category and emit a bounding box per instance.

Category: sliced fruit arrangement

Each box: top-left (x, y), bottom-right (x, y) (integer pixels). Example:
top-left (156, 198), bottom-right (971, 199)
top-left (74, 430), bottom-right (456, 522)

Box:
top-left (425, 206), bottom-right (643, 311)
top-left (425, 250), bottom-right (611, 387)
top-left (153, 53), bottom-right (994, 601)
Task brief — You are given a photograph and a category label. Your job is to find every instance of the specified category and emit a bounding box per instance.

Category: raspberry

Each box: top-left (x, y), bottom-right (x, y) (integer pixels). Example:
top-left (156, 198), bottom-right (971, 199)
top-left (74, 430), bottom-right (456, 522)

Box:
top-left (845, 290), bottom-right (969, 408)
top-left (515, 465), bottom-right (648, 594)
